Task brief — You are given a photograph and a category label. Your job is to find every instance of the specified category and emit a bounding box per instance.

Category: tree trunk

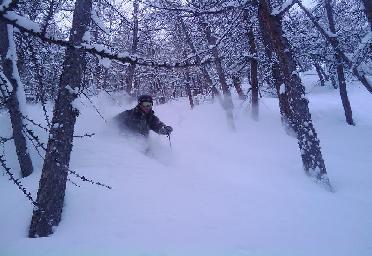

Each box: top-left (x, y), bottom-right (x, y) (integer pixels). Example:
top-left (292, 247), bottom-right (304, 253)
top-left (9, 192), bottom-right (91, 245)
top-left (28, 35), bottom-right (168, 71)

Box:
top-left (361, 0), bottom-right (372, 30)
top-left (257, 8), bottom-right (293, 133)
top-left (177, 16), bottom-right (214, 94)
top-left (232, 75), bottom-right (245, 100)
top-left (185, 71), bottom-right (194, 109)
top-left (29, 0), bottom-right (93, 237)
top-left (296, 0), bottom-right (372, 94)
top-left (0, 17), bottom-right (33, 178)
top-left (199, 17), bottom-right (235, 129)
top-left (125, 0), bottom-right (139, 95)
top-left (325, 0), bottom-right (354, 126)
top-left (246, 24), bottom-right (259, 121)
top-left (258, 0), bottom-right (331, 187)
top-left (314, 63), bottom-right (326, 87)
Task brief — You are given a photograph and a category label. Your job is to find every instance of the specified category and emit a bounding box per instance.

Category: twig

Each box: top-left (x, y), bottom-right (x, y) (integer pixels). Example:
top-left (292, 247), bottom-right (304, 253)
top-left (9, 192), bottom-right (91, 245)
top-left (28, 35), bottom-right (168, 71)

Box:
top-left (81, 91), bottom-right (107, 123)
top-left (67, 178), bottom-right (81, 187)
top-left (73, 132), bottom-right (95, 138)
top-left (68, 168), bottom-right (112, 190)
top-left (0, 136), bottom-right (13, 143)
top-left (0, 154), bottom-right (38, 207)
top-left (0, 11), bottom-right (216, 69)
top-left (21, 114), bottom-right (49, 132)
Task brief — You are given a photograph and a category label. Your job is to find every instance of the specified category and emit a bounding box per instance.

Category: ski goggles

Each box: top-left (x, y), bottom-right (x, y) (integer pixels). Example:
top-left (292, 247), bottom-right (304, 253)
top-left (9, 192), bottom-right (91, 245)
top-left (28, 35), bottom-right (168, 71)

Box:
top-left (141, 102), bottom-right (153, 107)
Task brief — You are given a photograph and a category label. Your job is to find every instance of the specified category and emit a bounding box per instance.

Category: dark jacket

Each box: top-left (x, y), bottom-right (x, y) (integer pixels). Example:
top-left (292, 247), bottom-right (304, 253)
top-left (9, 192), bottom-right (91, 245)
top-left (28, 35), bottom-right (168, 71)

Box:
top-left (114, 105), bottom-right (166, 137)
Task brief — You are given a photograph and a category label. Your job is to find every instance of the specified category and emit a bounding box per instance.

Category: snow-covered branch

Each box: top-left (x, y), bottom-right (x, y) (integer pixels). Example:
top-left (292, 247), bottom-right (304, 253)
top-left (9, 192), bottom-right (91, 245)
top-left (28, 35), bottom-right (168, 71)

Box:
top-left (272, 0), bottom-right (296, 16)
top-left (145, 0), bottom-right (254, 17)
top-left (0, 0), bottom-right (15, 13)
top-left (0, 11), bottom-right (216, 69)
top-left (295, 0), bottom-right (372, 94)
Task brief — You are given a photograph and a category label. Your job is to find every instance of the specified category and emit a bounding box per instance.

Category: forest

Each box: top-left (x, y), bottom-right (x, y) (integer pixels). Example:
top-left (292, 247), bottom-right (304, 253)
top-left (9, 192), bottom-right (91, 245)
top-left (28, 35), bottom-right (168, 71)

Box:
top-left (0, 0), bottom-right (371, 253)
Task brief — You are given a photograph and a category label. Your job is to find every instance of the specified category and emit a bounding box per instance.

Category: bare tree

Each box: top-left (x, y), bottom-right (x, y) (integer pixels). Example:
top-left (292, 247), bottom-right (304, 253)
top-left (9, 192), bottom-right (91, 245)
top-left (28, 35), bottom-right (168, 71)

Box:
top-left (177, 15), bottom-right (216, 97)
top-left (125, 0), bottom-right (139, 95)
top-left (258, 0), bottom-right (331, 188)
top-left (232, 75), bottom-right (246, 100)
top-left (258, 5), bottom-right (292, 132)
top-left (245, 20), bottom-right (259, 120)
top-left (295, 0), bottom-right (372, 94)
top-left (198, 16), bottom-right (235, 129)
top-left (29, 0), bottom-right (93, 237)
top-left (361, 0), bottom-right (372, 30)
top-left (324, 0), bottom-right (354, 125)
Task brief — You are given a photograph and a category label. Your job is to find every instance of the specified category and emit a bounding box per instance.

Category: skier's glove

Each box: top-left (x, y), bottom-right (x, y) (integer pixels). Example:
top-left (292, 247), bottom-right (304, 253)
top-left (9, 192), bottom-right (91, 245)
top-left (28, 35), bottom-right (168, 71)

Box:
top-left (160, 125), bottom-right (173, 135)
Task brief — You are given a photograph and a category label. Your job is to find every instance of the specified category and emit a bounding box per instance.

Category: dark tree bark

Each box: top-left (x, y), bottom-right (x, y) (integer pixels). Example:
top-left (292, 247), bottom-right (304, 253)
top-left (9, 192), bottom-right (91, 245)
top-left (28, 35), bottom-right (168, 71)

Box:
top-left (329, 72), bottom-right (337, 89)
top-left (361, 0), bottom-right (372, 30)
top-left (326, 64), bottom-right (338, 89)
top-left (232, 75), bottom-right (245, 100)
top-left (0, 14), bottom-right (33, 178)
top-left (125, 0), bottom-right (139, 95)
top-left (185, 70), bottom-right (194, 109)
top-left (246, 25), bottom-right (259, 120)
top-left (314, 63), bottom-right (326, 87)
top-left (181, 50), bottom-right (195, 109)
top-left (325, 0), bottom-right (354, 126)
top-left (258, 7), bottom-right (293, 133)
top-left (29, 0), bottom-right (93, 237)
top-left (258, 0), bottom-right (331, 187)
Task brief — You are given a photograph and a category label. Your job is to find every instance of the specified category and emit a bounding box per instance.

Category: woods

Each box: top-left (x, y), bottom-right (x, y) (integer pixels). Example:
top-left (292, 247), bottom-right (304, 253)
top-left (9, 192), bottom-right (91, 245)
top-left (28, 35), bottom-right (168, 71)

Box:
top-left (0, 0), bottom-right (370, 238)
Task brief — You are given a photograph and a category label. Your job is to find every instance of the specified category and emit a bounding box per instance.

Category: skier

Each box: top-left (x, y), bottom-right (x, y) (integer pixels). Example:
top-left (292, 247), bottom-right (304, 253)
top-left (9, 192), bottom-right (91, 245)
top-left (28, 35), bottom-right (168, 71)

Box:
top-left (113, 94), bottom-right (173, 137)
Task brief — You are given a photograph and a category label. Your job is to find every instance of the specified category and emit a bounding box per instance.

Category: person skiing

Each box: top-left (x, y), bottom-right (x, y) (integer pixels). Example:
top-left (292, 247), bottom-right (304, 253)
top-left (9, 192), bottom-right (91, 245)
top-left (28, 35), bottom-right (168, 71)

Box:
top-left (113, 94), bottom-right (173, 137)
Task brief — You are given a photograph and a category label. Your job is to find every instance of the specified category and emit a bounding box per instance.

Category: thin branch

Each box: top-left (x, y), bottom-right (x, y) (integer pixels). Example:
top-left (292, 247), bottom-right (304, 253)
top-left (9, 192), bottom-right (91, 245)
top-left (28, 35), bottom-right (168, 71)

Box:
top-left (68, 168), bottom-right (112, 190)
top-left (144, 0), bottom-right (254, 16)
top-left (21, 114), bottom-right (49, 132)
top-left (81, 91), bottom-right (107, 123)
top-left (21, 130), bottom-right (111, 190)
top-left (73, 132), bottom-right (95, 138)
top-left (99, 0), bottom-right (131, 25)
top-left (0, 136), bottom-right (13, 143)
top-left (23, 125), bottom-right (47, 151)
top-left (0, 154), bottom-right (37, 207)
top-left (67, 178), bottom-right (81, 187)
top-left (0, 11), bottom-right (216, 69)
top-left (23, 127), bottom-right (45, 159)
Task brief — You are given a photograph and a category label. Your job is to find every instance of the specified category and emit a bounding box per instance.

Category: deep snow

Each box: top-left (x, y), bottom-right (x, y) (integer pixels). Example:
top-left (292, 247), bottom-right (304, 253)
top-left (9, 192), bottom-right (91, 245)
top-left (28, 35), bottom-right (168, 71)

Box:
top-left (1, 75), bottom-right (372, 256)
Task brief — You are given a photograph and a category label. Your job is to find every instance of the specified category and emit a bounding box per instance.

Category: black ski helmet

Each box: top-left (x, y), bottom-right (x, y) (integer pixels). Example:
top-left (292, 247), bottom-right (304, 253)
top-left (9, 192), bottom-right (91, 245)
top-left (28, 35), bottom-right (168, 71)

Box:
top-left (138, 94), bottom-right (153, 104)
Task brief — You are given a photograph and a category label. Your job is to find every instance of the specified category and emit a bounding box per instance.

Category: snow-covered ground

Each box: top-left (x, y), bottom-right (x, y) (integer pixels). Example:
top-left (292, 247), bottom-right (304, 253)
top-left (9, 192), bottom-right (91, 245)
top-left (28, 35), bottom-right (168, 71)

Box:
top-left (1, 76), bottom-right (372, 256)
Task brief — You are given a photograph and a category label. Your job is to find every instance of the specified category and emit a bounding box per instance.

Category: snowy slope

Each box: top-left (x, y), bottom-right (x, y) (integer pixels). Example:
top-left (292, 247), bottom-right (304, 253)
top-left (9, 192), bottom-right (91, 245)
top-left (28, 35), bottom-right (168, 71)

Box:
top-left (1, 78), bottom-right (372, 256)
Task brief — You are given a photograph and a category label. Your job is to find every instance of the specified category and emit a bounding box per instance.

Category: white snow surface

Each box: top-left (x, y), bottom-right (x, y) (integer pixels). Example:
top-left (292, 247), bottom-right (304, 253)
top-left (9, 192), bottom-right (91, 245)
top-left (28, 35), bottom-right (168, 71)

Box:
top-left (1, 73), bottom-right (372, 256)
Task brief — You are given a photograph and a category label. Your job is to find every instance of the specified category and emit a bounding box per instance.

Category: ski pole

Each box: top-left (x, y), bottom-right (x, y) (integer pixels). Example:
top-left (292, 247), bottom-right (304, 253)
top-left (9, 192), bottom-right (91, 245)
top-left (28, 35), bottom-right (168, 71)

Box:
top-left (167, 133), bottom-right (172, 150)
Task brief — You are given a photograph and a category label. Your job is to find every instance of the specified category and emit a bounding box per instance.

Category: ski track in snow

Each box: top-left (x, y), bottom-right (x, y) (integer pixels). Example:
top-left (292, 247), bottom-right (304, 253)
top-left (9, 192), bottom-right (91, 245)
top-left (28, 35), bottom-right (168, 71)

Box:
top-left (1, 78), bottom-right (372, 256)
